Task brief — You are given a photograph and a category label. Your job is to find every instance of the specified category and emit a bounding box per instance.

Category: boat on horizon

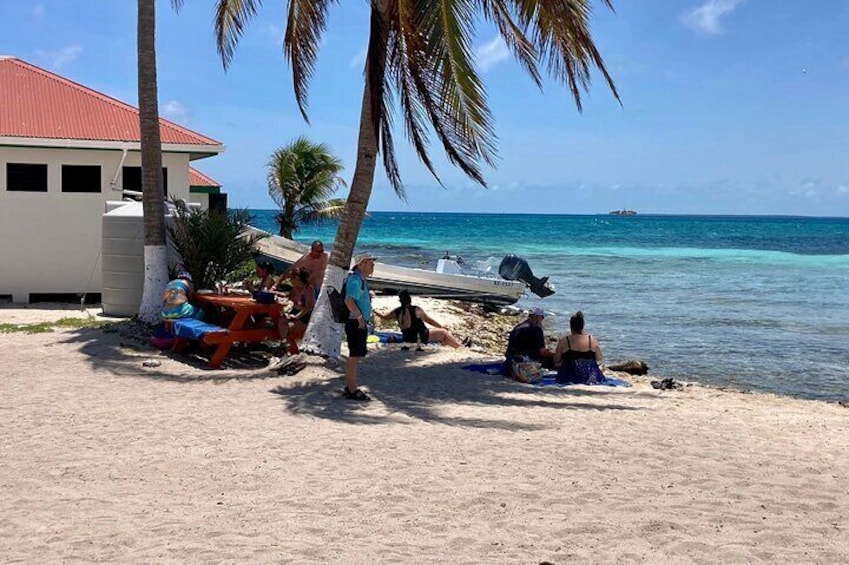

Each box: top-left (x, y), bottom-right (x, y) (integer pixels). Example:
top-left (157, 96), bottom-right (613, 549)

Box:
top-left (609, 209), bottom-right (637, 216)
top-left (249, 228), bottom-right (554, 306)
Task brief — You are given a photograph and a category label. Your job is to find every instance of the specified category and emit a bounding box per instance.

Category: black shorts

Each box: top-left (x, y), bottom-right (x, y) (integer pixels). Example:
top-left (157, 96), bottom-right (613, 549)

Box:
top-left (345, 319), bottom-right (368, 358)
top-left (401, 327), bottom-right (429, 344)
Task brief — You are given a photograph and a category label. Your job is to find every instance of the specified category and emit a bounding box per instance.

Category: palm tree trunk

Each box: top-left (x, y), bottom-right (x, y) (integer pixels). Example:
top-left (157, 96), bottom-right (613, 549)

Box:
top-left (137, 0), bottom-right (169, 323)
top-left (301, 70), bottom-right (379, 358)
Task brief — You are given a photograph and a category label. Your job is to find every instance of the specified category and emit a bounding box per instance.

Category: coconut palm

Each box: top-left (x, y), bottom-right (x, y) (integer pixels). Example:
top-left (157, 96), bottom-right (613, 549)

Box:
top-left (185, 0), bottom-right (620, 355)
top-left (267, 137), bottom-right (347, 239)
top-left (136, 0), bottom-right (170, 323)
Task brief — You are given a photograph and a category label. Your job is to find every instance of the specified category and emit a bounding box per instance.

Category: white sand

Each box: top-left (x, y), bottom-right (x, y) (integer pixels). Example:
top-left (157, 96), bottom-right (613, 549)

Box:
top-left (1, 308), bottom-right (848, 563)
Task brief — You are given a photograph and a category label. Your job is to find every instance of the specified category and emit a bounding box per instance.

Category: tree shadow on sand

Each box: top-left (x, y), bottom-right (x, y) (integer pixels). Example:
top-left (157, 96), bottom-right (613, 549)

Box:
top-left (58, 323), bottom-right (651, 430)
top-left (59, 321), bottom-right (284, 383)
top-left (269, 347), bottom-right (648, 430)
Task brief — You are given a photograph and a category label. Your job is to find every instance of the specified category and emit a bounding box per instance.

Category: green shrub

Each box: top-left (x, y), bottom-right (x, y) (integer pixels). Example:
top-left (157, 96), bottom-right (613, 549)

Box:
top-left (168, 205), bottom-right (266, 290)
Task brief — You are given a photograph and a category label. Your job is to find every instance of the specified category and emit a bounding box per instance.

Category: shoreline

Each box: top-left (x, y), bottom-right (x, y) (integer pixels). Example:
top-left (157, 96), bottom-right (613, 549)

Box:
top-left (2, 299), bottom-right (848, 406)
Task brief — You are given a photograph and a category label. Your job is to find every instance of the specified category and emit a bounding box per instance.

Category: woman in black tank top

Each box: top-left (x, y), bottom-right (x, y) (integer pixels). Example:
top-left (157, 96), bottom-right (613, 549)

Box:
top-left (554, 311), bottom-right (607, 385)
top-left (376, 290), bottom-right (465, 348)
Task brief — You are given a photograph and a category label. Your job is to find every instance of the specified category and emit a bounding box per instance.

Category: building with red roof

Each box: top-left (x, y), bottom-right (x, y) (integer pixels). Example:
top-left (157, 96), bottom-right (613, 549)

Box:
top-left (1, 57), bottom-right (225, 303)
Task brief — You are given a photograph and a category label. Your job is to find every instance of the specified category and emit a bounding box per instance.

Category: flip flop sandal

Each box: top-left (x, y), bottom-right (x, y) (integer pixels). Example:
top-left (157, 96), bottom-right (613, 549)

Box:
top-left (342, 387), bottom-right (371, 402)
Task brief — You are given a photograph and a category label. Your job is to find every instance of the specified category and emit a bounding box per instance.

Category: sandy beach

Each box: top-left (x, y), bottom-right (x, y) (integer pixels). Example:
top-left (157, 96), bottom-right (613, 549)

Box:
top-left (1, 302), bottom-right (847, 564)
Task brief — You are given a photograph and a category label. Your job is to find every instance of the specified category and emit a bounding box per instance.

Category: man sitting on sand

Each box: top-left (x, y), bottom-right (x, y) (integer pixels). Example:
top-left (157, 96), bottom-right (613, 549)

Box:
top-left (282, 240), bottom-right (328, 291)
top-left (504, 307), bottom-right (554, 369)
top-left (375, 290), bottom-right (466, 349)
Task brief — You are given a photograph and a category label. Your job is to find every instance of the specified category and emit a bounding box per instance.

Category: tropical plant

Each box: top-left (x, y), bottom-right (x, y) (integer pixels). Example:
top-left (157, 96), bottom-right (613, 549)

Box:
top-left (167, 205), bottom-right (267, 290)
top-left (185, 0), bottom-right (619, 355)
top-left (136, 0), bottom-right (171, 323)
top-left (267, 137), bottom-right (347, 239)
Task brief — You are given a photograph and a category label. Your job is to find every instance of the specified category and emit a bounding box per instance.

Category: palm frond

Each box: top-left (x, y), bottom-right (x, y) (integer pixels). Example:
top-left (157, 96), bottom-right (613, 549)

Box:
top-left (284, 0), bottom-right (336, 121)
top-left (477, 0), bottom-right (541, 86)
top-left (213, 0), bottom-right (263, 69)
top-left (504, 0), bottom-right (620, 111)
top-left (168, 205), bottom-right (266, 289)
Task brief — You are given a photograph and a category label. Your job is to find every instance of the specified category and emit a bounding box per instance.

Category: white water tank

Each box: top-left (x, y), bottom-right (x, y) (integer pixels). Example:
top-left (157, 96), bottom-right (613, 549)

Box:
top-left (101, 201), bottom-right (146, 316)
top-left (101, 201), bottom-right (192, 316)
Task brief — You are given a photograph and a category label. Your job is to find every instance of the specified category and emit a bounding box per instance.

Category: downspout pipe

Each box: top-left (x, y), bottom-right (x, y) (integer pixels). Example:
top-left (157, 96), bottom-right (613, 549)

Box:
top-left (109, 146), bottom-right (130, 191)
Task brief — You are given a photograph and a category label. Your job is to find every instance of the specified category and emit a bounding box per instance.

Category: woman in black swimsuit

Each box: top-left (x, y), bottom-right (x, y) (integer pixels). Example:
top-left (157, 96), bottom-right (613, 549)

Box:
top-left (376, 290), bottom-right (464, 348)
top-left (553, 311), bottom-right (607, 385)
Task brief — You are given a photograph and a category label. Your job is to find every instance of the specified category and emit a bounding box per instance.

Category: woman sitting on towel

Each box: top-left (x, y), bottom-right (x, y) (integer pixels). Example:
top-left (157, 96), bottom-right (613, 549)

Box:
top-left (553, 311), bottom-right (606, 385)
top-left (160, 271), bottom-right (202, 321)
top-left (376, 290), bottom-right (464, 349)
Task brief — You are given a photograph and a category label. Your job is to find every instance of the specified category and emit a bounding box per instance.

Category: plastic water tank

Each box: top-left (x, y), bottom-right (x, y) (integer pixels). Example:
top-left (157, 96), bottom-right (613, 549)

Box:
top-left (101, 201), bottom-right (146, 316)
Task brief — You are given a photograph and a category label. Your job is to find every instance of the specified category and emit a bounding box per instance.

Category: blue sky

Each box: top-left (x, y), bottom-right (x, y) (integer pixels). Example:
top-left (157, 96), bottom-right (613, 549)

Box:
top-left (2, 1), bottom-right (848, 216)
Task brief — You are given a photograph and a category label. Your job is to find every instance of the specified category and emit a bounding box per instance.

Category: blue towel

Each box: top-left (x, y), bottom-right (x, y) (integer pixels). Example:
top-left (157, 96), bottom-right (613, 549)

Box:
top-left (462, 362), bottom-right (506, 375)
top-left (534, 375), bottom-right (631, 388)
top-left (172, 319), bottom-right (227, 340)
top-left (374, 331), bottom-right (404, 344)
top-left (461, 363), bottom-right (631, 387)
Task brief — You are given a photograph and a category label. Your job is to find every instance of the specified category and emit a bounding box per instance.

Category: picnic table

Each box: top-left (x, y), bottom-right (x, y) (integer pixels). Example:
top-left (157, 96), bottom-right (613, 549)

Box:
top-left (172, 294), bottom-right (283, 368)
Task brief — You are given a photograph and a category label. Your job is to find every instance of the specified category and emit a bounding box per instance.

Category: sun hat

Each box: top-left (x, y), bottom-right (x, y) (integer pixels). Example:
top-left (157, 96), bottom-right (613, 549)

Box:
top-left (530, 307), bottom-right (545, 318)
top-left (353, 253), bottom-right (378, 267)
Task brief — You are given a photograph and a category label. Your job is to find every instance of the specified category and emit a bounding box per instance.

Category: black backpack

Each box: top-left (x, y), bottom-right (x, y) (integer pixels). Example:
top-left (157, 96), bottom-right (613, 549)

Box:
top-left (328, 274), bottom-right (351, 323)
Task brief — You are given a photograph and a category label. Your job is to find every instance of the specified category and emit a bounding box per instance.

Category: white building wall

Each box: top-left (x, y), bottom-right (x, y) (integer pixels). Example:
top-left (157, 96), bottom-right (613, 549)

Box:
top-left (189, 191), bottom-right (210, 210)
top-left (0, 146), bottom-right (193, 302)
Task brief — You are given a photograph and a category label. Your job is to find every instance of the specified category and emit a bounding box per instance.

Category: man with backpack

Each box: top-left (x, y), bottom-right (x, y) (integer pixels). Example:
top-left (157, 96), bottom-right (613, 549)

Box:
top-left (342, 253), bottom-right (377, 401)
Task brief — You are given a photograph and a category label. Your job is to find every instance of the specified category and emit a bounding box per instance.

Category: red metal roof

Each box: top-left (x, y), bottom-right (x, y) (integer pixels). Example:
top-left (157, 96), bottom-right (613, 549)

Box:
top-left (189, 167), bottom-right (221, 187)
top-left (0, 57), bottom-right (221, 147)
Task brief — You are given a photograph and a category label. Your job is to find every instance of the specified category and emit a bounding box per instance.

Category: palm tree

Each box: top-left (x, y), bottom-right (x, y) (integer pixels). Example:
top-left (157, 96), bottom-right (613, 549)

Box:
top-left (136, 0), bottom-right (170, 323)
top-left (202, 0), bottom-right (620, 356)
top-left (267, 137), bottom-right (347, 239)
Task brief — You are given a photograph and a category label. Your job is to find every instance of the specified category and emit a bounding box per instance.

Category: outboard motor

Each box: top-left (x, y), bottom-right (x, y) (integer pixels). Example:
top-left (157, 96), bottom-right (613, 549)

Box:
top-left (498, 254), bottom-right (555, 298)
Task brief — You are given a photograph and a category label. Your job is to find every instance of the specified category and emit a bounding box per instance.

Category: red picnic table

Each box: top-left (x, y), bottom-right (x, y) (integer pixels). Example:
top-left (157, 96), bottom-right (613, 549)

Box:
top-left (172, 294), bottom-right (283, 368)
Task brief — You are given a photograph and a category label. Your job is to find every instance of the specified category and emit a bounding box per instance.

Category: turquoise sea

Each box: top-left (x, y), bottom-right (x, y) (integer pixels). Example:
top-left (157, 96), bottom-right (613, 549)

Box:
top-left (250, 211), bottom-right (849, 402)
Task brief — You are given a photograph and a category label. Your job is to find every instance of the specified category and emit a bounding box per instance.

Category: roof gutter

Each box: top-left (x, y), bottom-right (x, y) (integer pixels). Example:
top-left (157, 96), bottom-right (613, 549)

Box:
top-left (0, 136), bottom-right (225, 158)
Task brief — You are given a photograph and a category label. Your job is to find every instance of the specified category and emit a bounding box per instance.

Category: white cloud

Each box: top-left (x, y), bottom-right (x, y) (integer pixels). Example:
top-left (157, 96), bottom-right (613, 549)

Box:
top-left (263, 24), bottom-right (284, 46)
top-left (32, 5), bottom-right (45, 19)
top-left (680, 0), bottom-right (743, 35)
top-left (162, 100), bottom-right (190, 123)
top-left (34, 45), bottom-right (82, 69)
top-left (476, 36), bottom-right (509, 72)
top-left (349, 45), bottom-right (367, 69)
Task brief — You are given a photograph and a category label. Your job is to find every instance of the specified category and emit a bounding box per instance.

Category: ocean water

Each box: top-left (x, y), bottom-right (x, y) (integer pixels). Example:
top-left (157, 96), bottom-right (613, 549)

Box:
top-left (250, 211), bottom-right (849, 402)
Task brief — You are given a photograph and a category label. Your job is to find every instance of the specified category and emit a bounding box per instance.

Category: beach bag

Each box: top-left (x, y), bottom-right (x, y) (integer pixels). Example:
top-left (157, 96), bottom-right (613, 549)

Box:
top-left (510, 357), bottom-right (545, 384)
top-left (328, 275), bottom-right (350, 323)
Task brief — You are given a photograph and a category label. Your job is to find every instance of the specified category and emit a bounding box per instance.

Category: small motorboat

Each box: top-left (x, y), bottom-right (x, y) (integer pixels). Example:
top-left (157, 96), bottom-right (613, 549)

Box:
top-left (249, 228), bottom-right (555, 306)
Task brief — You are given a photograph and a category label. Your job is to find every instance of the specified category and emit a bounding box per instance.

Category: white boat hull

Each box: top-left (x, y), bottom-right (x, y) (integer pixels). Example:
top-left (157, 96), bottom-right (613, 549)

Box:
top-left (249, 228), bottom-right (526, 306)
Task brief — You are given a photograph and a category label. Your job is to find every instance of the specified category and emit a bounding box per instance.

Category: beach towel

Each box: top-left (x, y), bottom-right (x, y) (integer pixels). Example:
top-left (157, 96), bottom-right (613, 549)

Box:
top-left (461, 362), bottom-right (631, 387)
top-left (172, 319), bottom-right (227, 340)
top-left (462, 362), bottom-right (506, 375)
top-left (374, 331), bottom-right (404, 344)
top-left (150, 325), bottom-right (177, 349)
